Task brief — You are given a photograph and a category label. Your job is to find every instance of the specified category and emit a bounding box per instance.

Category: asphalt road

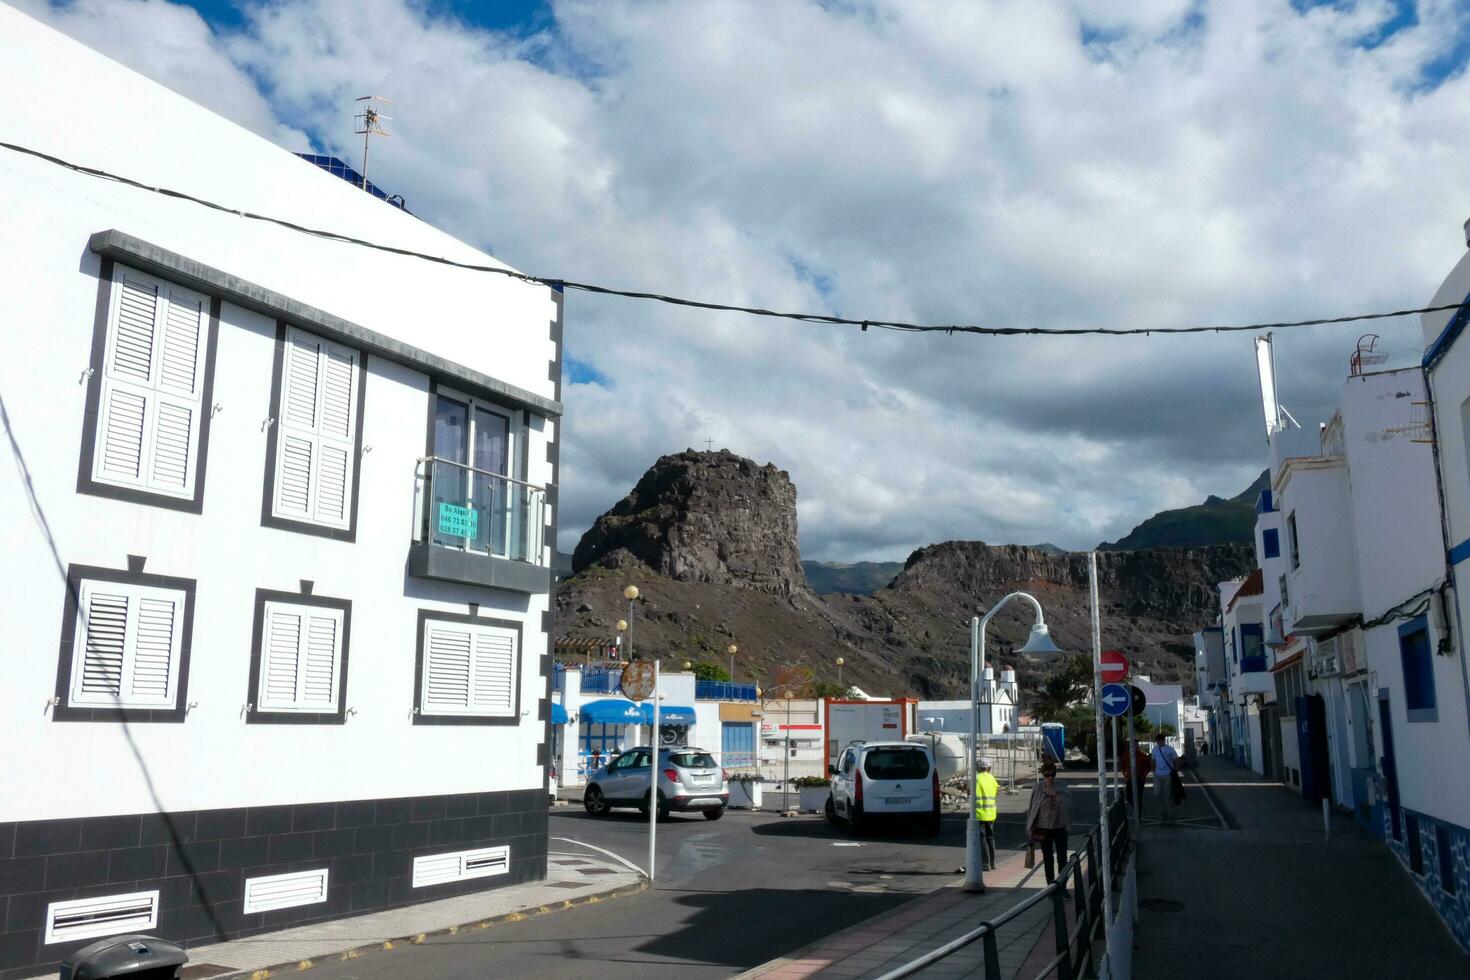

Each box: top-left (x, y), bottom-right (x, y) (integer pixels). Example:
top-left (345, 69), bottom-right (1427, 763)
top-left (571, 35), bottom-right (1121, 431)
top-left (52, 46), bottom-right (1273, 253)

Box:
top-left (306, 779), bottom-right (1101, 979)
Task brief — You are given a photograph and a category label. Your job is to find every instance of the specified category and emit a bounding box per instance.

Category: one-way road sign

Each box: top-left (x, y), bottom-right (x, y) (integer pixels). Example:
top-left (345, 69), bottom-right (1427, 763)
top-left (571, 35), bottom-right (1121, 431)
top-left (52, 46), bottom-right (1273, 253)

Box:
top-left (1100, 683), bottom-right (1131, 717)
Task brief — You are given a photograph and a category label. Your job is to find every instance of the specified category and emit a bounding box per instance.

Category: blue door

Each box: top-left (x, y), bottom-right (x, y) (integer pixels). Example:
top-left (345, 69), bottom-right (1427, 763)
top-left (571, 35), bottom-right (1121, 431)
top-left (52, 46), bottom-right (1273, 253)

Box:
top-left (1377, 692), bottom-right (1402, 842)
top-left (722, 722), bottom-right (755, 768)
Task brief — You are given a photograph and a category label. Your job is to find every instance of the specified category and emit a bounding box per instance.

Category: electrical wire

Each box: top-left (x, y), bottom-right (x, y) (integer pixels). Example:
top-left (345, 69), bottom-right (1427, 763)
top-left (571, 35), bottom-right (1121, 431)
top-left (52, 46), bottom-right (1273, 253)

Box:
top-left (3, 137), bottom-right (1466, 339)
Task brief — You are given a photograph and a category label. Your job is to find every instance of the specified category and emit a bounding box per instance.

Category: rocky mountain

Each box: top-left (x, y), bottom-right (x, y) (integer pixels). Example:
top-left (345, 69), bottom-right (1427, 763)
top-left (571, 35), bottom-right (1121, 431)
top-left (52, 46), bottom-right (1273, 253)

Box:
top-left (554, 451), bottom-right (1255, 700)
top-left (572, 450), bottom-right (805, 595)
top-left (1099, 470), bottom-right (1269, 551)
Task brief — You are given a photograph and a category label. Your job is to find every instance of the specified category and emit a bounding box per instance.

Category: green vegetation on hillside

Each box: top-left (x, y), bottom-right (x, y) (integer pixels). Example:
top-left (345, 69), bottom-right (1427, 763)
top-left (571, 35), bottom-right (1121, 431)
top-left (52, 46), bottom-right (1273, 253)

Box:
top-left (1099, 470), bottom-right (1269, 551)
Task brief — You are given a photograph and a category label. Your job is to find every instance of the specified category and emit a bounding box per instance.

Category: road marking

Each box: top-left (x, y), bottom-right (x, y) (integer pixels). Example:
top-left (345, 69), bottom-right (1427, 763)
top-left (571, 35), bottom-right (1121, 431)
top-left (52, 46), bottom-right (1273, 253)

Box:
top-left (831, 842), bottom-right (864, 847)
top-left (1189, 770), bottom-right (1230, 830)
top-left (550, 837), bottom-right (648, 877)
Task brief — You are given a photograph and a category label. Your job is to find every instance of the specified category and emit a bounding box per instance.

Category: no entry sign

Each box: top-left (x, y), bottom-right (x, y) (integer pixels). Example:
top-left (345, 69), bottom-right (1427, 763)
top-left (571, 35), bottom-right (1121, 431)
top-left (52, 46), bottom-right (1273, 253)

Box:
top-left (1101, 649), bottom-right (1129, 685)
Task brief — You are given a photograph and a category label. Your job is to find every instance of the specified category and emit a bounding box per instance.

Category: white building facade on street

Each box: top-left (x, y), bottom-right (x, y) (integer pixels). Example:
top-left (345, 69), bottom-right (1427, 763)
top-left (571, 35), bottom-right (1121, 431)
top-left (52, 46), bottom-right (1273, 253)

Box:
top-left (0, 9), bottom-right (562, 977)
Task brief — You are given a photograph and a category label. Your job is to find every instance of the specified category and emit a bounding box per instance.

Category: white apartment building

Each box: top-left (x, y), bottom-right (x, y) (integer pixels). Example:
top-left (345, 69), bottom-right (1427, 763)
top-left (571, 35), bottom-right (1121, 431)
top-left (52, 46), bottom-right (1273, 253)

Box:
top-left (1229, 328), bottom-right (1468, 948)
top-left (0, 9), bottom-right (561, 977)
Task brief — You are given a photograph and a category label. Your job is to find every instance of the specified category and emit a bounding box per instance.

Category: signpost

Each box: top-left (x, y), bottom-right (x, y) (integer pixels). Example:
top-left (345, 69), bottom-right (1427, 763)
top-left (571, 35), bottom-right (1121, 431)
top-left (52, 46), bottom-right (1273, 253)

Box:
top-left (1101, 649), bottom-right (1128, 685)
top-left (1100, 683), bottom-right (1131, 717)
top-left (436, 502), bottom-right (478, 539)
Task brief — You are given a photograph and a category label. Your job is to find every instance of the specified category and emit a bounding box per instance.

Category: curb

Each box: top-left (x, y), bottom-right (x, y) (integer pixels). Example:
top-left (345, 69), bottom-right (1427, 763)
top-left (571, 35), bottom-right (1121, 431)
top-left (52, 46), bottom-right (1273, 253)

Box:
top-left (218, 878), bottom-right (649, 979)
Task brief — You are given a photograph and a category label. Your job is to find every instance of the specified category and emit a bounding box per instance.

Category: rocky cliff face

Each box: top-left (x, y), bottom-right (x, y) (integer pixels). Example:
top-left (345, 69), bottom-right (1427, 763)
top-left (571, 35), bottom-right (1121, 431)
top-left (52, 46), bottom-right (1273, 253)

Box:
top-left (556, 454), bottom-right (1255, 700)
top-left (571, 450), bottom-right (806, 596)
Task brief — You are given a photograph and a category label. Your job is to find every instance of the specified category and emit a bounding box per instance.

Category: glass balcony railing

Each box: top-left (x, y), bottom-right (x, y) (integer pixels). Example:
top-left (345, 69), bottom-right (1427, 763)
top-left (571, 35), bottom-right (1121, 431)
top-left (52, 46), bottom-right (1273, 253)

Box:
top-left (415, 456), bottom-right (546, 564)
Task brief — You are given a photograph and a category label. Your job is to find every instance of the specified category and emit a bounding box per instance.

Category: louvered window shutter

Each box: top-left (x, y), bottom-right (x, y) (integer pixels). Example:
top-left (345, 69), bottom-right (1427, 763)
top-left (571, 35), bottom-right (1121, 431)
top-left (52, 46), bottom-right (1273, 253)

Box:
top-left (421, 620), bottom-right (518, 717)
top-left (258, 601), bottom-right (343, 712)
top-left (272, 328), bottom-right (359, 529)
top-left (93, 267), bottom-right (208, 498)
top-left (70, 580), bottom-right (185, 709)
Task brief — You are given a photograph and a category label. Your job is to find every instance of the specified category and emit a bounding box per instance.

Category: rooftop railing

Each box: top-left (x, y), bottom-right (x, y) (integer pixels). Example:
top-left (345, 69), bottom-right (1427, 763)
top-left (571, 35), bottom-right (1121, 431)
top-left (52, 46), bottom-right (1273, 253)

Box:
top-left (695, 680), bottom-right (759, 702)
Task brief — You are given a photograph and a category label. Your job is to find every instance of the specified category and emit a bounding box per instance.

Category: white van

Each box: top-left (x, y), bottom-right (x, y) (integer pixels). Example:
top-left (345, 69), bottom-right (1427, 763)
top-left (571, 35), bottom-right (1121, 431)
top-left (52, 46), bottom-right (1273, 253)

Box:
top-left (826, 741), bottom-right (941, 836)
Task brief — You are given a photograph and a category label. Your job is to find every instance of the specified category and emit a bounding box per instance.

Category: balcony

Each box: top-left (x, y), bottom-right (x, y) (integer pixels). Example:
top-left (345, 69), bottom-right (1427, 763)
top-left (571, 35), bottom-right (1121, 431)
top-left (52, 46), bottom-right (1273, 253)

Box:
top-left (695, 680), bottom-right (759, 702)
top-left (1278, 459), bottom-right (1360, 636)
top-left (408, 456), bottom-right (551, 594)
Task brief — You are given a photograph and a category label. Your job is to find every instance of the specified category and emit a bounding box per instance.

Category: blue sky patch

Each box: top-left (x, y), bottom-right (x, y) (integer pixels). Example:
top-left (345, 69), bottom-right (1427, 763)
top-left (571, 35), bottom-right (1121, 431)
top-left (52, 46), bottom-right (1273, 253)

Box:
top-left (566, 357), bottom-right (610, 388)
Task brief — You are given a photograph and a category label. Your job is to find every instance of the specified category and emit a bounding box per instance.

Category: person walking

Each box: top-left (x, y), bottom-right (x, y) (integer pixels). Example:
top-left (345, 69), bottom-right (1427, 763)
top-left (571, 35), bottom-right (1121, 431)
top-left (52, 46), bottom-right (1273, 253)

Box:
top-left (1151, 732), bottom-right (1180, 824)
top-left (1026, 761), bottom-right (1071, 884)
top-left (974, 758), bottom-right (1000, 871)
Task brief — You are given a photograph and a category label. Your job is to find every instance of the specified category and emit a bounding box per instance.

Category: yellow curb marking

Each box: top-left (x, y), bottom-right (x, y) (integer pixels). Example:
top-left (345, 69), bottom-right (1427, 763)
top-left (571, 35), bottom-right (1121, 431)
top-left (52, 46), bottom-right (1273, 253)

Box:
top-left (412, 933), bottom-right (426, 944)
top-left (297, 961), bottom-right (313, 972)
top-left (381, 941), bottom-right (393, 950)
top-left (250, 971), bottom-right (271, 980)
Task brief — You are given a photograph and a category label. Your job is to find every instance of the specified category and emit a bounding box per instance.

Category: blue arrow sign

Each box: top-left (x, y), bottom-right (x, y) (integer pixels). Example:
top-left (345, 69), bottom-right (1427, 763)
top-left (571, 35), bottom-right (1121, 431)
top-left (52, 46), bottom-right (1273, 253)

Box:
top-left (1100, 683), bottom-right (1131, 717)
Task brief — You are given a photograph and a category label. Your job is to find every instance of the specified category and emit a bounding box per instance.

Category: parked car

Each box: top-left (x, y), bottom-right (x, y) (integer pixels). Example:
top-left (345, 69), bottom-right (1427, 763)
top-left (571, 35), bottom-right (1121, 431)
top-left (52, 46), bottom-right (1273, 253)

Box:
top-left (583, 746), bottom-right (729, 820)
top-left (826, 741), bottom-right (940, 836)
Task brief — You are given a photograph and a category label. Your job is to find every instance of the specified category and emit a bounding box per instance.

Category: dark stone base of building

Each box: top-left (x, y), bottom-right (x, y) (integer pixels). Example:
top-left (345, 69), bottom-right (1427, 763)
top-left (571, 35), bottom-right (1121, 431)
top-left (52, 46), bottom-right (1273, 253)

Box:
top-left (0, 788), bottom-right (549, 979)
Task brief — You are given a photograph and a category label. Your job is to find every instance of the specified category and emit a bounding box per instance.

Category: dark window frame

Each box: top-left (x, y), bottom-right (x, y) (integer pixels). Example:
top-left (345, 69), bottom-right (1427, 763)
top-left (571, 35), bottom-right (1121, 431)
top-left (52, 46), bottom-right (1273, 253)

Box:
top-left (260, 321), bottom-right (368, 543)
top-left (1262, 528), bottom-right (1280, 560)
top-left (52, 563), bottom-right (197, 723)
top-left (412, 608), bottom-right (524, 726)
top-left (75, 258), bottom-right (221, 514)
top-left (246, 588), bottom-right (354, 725)
top-left (1287, 512), bottom-right (1301, 569)
top-left (1399, 615), bottom-right (1437, 722)
top-left (1436, 824), bottom-right (1456, 895)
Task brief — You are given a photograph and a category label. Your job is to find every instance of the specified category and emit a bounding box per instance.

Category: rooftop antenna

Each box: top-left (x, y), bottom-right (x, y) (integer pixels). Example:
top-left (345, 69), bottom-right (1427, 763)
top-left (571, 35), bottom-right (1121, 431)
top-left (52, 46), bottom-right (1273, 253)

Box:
top-left (353, 96), bottom-right (392, 192)
top-left (1253, 333), bottom-right (1299, 436)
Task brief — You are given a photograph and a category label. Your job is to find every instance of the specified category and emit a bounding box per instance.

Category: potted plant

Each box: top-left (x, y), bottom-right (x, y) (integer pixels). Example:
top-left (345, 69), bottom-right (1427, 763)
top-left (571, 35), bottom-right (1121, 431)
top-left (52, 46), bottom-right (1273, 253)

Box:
top-left (793, 775), bottom-right (831, 813)
top-left (726, 770), bottom-right (764, 809)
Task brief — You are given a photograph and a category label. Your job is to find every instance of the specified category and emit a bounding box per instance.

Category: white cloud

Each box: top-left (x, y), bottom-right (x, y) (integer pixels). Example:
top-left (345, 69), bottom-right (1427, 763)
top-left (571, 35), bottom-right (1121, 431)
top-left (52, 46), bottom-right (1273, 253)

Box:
top-left (21, 0), bottom-right (1470, 558)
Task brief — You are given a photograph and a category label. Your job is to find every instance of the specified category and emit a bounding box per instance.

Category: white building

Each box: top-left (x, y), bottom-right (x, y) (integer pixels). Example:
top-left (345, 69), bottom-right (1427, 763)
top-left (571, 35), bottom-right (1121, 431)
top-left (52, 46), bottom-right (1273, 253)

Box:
top-left (0, 9), bottom-right (561, 976)
top-left (917, 666), bottom-right (1021, 737)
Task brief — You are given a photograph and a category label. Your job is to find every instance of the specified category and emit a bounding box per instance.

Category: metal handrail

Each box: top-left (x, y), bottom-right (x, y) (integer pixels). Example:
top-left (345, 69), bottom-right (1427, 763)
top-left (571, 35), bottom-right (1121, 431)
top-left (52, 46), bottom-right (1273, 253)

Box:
top-left (417, 455), bottom-right (547, 490)
top-left (875, 796), bottom-right (1130, 980)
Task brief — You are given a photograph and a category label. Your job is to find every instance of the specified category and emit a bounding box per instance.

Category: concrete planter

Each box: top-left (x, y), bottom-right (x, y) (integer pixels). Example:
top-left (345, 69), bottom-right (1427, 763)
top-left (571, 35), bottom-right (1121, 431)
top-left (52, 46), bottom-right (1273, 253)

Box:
top-left (729, 780), bottom-right (763, 809)
top-left (798, 786), bottom-right (830, 813)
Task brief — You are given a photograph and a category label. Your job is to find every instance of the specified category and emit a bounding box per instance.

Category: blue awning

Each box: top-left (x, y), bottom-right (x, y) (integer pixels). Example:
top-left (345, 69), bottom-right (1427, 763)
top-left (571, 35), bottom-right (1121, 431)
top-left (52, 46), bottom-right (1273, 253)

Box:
top-left (638, 704), bottom-right (696, 726)
top-left (551, 702), bottom-right (568, 725)
top-left (580, 699), bottom-right (644, 724)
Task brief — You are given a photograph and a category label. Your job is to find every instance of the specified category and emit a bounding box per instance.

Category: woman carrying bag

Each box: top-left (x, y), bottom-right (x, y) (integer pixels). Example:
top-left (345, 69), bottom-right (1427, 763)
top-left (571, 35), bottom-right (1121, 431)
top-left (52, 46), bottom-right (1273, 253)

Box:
top-left (1025, 762), bottom-right (1071, 884)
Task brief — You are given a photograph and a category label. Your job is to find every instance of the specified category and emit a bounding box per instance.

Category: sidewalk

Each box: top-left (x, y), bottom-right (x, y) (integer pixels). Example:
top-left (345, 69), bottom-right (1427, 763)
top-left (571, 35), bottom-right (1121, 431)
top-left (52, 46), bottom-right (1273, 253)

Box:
top-left (738, 848), bottom-right (1053, 979)
top-left (1134, 754), bottom-right (1467, 979)
top-left (19, 849), bottom-right (642, 980)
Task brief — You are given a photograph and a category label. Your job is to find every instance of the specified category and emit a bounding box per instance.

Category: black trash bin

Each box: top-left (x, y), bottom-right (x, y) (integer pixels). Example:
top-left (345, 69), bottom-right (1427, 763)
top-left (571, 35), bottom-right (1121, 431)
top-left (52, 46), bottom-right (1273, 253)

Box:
top-left (59, 935), bottom-right (187, 980)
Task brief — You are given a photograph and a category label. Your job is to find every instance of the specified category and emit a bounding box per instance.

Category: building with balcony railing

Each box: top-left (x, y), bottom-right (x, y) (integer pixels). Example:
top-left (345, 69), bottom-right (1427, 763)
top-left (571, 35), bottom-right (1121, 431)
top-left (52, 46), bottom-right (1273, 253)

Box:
top-left (0, 10), bottom-right (561, 976)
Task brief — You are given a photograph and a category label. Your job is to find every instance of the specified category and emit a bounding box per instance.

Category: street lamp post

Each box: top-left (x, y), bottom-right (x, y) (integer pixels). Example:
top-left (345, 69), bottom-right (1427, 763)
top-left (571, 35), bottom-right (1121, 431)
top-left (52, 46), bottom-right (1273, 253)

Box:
top-left (727, 644), bottom-right (738, 682)
top-left (622, 587), bottom-right (639, 663)
top-left (966, 593), bottom-right (1063, 894)
top-left (835, 657), bottom-right (845, 689)
top-left (615, 619), bottom-right (628, 662)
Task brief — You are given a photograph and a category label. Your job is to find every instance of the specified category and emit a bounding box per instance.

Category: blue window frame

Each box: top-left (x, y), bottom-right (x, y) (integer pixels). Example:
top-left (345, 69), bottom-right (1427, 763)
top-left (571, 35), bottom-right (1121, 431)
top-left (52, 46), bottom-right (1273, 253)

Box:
top-left (1262, 528), bottom-right (1280, 560)
top-left (1399, 616), bottom-right (1437, 722)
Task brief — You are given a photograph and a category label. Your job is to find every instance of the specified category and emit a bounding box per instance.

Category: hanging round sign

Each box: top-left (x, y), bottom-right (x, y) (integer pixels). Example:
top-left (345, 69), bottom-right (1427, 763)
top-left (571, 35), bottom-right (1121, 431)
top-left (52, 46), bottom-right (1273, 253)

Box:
top-left (621, 661), bottom-right (656, 701)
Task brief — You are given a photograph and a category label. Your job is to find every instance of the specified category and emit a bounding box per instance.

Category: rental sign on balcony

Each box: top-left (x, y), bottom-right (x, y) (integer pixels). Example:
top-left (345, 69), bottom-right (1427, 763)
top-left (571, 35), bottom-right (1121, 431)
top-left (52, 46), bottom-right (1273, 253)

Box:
top-left (437, 502), bottom-right (479, 539)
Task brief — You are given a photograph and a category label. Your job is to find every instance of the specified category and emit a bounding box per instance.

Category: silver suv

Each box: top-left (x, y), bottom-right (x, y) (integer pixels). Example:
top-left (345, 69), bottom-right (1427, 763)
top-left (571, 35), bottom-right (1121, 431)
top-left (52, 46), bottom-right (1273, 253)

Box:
top-left (583, 746), bottom-right (729, 820)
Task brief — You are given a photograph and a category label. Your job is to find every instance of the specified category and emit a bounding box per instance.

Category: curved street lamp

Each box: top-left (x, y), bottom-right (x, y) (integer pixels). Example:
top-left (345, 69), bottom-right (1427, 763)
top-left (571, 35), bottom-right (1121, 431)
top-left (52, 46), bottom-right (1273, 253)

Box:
top-left (835, 657), bottom-right (845, 688)
top-left (623, 585), bottom-right (639, 661)
top-left (727, 644), bottom-right (738, 681)
top-left (966, 593), bottom-right (1063, 893)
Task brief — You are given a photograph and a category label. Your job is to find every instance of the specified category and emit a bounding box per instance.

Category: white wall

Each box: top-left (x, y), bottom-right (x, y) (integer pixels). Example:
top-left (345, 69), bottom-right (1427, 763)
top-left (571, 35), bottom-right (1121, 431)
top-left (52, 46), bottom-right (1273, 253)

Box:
top-left (1278, 460), bottom-right (1361, 631)
top-left (0, 8), bottom-right (556, 821)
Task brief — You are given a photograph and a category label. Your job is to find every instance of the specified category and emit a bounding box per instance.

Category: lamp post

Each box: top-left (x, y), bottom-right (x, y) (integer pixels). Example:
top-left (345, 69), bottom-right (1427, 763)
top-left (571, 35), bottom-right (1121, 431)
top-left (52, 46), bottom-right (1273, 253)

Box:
top-left (727, 644), bottom-right (738, 682)
top-left (966, 593), bottom-right (1064, 893)
top-left (615, 619), bottom-right (628, 662)
top-left (622, 586), bottom-right (639, 664)
top-left (835, 657), bottom-right (845, 689)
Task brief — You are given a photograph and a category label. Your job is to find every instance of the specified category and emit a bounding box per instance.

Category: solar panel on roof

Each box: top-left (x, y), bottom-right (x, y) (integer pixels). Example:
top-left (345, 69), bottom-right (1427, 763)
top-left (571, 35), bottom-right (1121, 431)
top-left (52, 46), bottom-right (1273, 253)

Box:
top-left (294, 153), bottom-right (410, 212)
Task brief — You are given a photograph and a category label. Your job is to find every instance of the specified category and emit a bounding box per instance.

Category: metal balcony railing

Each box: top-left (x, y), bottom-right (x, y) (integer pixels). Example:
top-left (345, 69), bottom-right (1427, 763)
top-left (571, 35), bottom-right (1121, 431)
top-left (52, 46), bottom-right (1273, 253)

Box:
top-left (415, 456), bottom-right (546, 564)
top-left (695, 680), bottom-right (759, 702)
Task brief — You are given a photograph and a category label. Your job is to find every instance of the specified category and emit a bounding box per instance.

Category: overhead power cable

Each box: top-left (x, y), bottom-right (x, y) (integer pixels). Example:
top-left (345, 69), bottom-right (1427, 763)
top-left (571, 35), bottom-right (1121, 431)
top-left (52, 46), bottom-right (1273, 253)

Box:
top-left (3, 137), bottom-right (1464, 338)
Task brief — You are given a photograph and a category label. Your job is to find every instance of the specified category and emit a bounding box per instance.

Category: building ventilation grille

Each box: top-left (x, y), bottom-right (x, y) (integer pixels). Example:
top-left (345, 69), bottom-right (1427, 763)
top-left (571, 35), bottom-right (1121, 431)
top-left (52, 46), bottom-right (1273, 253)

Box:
top-left (243, 868), bottom-right (331, 914)
top-left (45, 890), bottom-right (159, 945)
top-left (412, 845), bottom-right (511, 888)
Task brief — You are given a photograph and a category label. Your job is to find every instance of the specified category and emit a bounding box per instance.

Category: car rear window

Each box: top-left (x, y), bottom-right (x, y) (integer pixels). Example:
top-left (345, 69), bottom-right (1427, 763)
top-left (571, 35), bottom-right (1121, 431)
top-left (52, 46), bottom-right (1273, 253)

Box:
top-left (668, 751), bottom-right (718, 769)
top-left (863, 748), bottom-right (930, 780)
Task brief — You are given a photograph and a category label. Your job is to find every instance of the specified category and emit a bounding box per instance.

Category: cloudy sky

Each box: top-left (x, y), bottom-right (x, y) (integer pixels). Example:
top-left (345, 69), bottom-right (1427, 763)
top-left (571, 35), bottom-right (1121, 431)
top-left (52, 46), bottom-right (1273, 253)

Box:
top-left (17, 0), bottom-right (1470, 559)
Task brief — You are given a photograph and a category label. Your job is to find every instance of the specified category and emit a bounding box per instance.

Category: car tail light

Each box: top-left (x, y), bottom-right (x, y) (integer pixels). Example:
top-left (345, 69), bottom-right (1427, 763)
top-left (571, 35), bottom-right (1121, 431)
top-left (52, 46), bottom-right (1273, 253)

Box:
top-left (932, 767), bottom-right (940, 804)
top-left (854, 771), bottom-right (863, 804)
top-left (662, 768), bottom-right (678, 783)
top-left (722, 769), bottom-right (729, 781)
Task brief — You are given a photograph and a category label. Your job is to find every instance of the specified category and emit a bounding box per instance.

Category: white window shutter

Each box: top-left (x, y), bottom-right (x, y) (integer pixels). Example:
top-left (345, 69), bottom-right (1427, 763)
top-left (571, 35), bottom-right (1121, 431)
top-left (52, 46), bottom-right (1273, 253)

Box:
top-left (423, 625), bottom-right (473, 713)
top-left (421, 620), bottom-right (518, 717)
top-left (93, 267), bottom-right (208, 498)
top-left (273, 328), bottom-right (358, 529)
top-left (71, 580), bottom-right (184, 710)
top-left (470, 629), bottom-right (516, 715)
top-left (258, 602), bottom-right (344, 713)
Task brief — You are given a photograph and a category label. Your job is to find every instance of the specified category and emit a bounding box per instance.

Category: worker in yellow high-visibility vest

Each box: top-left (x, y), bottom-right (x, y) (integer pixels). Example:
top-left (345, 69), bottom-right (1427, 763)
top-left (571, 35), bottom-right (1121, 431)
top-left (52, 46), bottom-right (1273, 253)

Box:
top-left (974, 758), bottom-right (999, 871)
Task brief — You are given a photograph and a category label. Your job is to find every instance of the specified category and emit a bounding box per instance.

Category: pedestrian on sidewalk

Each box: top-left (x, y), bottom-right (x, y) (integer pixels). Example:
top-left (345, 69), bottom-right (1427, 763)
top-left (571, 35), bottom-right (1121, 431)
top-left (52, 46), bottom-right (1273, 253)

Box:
top-left (1121, 740), bottom-right (1151, 809)
top-left (1026, 761), bottom-right (1070, 884)
top-left (975, 758), bottom-right (999, 871)
top-left (1151, 732), bottom-right (1180, 824)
